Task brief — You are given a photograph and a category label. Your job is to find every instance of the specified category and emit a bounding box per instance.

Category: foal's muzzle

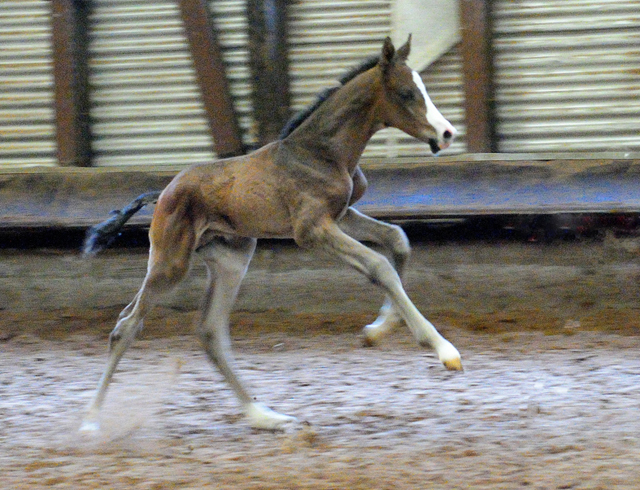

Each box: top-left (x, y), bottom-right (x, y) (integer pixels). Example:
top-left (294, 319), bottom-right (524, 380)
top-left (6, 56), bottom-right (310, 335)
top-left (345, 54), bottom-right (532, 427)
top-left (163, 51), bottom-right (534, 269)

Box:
top-left (428, 127), bottom-right (456, 154)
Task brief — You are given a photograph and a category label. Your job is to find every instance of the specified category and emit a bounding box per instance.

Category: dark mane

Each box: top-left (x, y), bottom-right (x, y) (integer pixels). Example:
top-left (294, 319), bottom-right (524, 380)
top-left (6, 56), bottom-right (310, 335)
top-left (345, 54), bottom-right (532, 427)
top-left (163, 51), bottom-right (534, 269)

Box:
top-left (278, 55), bottom-right (380, 140)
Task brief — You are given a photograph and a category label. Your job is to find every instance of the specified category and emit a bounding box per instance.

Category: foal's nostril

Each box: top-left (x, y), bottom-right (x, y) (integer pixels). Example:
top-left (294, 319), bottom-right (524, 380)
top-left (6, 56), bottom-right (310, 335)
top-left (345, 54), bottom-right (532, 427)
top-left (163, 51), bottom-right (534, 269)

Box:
top-left (443, 130), bottom-right (452, 140)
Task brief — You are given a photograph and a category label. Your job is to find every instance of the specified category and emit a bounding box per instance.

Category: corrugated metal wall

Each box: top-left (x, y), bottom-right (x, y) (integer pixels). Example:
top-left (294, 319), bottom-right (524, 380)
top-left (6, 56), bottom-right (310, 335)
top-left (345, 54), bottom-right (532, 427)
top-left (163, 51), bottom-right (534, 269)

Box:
top-left (0, 1), bottom-right (465, 169)
top-left (89, 0), bottom-right (259, 166)
top-left (288, 0), bottom-right (391, 100)
top-left (493, 0), bottom-right (640, 153)
top-left (4, 1), bottom-right (639, 169)
top-left (287, 0), bottom-right (465, 157)
top-left (89, 0), bottom-right (216, 166)
top-left (0, 0), bottom-right (56, 168)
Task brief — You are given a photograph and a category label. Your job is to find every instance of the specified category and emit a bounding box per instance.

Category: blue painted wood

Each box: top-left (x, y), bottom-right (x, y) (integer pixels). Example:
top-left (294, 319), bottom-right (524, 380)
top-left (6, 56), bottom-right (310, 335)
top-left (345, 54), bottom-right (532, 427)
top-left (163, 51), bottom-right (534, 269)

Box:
top-left (2, 160), bottom-right (640, 229)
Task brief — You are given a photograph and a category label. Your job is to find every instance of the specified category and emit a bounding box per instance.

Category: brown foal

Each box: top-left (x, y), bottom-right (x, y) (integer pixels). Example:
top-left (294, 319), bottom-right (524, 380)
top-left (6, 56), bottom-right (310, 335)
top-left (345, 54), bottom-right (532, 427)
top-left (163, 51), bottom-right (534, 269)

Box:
top-left (81, 36), bottom-right (462, 432)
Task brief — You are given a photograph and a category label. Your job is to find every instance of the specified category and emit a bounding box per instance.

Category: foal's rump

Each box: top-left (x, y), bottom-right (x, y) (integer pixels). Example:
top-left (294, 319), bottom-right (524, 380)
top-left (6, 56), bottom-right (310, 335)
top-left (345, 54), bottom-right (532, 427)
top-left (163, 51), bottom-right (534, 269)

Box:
top-left (83, 143), bottom-right (296, 255)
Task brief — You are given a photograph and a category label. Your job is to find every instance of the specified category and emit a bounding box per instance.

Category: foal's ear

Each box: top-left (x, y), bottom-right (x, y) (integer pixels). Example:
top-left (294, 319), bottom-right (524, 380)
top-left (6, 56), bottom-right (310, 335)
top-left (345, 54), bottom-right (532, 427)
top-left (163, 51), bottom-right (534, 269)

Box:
top-left (380, 36), bottom-right (395, 69)
top-left (395, 34), bottom-right (411, 62)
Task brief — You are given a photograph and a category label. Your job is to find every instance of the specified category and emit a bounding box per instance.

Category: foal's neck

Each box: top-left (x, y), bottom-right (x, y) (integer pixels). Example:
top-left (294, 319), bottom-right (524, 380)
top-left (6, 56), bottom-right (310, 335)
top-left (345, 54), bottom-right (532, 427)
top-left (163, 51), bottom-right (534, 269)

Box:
top-left (287, 69), bottom-right (382, 174)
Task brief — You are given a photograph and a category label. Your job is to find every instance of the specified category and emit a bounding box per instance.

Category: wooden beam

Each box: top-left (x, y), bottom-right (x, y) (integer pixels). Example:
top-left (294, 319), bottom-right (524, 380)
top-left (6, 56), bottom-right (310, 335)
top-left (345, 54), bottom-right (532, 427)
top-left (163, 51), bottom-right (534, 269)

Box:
top-left (178, 0), bottom-right (246, 157)
top-left (459, 0), bottom-right (497, 153)
top-left (3, 158), bottom-right (640, 228)
top-left (247, 0), bottom-right (291, 146)
top-left (51, 0), bottom-right (92, 167)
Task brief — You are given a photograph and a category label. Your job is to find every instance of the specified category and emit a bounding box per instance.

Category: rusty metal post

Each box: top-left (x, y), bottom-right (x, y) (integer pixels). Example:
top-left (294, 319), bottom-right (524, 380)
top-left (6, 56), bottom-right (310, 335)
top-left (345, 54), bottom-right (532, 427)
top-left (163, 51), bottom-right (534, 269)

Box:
top-left (247, 0), bottom-right (290, 146)
top-left (178, 0), bottom-right (246, 157)
top-left (460, 0), bottom-right (497, 153)
top-left (51, 0), bottom-right (92, 167)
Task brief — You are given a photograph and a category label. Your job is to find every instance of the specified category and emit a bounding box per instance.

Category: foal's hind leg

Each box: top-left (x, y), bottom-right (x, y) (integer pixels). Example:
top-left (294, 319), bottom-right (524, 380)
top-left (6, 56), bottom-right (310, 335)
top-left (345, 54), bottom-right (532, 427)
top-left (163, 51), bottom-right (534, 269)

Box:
top-left (197, 236), bottom-right (297, 430)
top-left (80, 228), bottom-right (195, 432)
top-left (339, 207), bottom-right (408, 345)
top-left (80, 292), bottom-right (149, 432)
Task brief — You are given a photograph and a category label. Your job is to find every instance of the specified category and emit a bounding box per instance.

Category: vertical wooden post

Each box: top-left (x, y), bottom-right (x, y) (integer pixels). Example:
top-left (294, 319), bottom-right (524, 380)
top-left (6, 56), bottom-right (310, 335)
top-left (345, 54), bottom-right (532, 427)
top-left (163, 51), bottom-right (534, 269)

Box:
top-left (51, 0), bottom-right (92, 167)
top-left (460, 0), bottom-right (497, 153)
top-left (247, 0), bottom-right (290, 146)
top-left (178, 0), bottom-right (246, 157)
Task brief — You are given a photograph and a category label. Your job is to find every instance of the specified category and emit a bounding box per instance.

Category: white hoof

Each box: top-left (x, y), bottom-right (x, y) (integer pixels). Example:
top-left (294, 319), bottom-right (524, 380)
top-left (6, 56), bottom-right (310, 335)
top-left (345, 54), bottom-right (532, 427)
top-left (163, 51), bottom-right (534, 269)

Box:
top-left (437, 340), bottom-right (463, 371)
top-left (362, 314), bottom-right (403, 347)
top-left (79, 419), bottom-right (100, 433)
top-left (245, 402), bottom-right (298, 431)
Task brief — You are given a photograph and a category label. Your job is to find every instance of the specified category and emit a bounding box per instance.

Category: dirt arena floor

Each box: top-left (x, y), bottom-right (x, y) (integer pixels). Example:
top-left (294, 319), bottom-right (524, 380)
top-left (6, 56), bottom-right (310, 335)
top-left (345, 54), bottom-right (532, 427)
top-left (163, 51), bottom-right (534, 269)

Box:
top-left (2, 238), bottom-right (640, 489)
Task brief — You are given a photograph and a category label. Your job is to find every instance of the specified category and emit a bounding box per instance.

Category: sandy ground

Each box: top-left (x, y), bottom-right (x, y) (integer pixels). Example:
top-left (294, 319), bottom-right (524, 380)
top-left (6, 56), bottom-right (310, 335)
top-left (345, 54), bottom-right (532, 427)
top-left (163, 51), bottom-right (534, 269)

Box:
top-left (2, 239), bottom-right (640, 489)
top-left (1, 310), bottom-right (640, 490)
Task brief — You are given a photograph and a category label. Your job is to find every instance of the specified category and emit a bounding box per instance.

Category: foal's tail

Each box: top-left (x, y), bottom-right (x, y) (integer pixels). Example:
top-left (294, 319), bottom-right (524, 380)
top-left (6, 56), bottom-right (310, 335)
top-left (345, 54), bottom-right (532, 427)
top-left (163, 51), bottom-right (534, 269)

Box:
top-left (83, 191), bottom-right (162, 256)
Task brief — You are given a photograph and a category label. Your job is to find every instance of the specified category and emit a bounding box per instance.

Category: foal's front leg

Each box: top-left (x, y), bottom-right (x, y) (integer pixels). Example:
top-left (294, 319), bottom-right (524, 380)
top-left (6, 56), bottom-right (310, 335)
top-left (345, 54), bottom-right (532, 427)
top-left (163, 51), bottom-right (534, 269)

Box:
top-left (338, 207), bottom-right (407, 345)
top-left (306, 218), bottom-right (462, 371)
top-left (197, 236), bottom-right (298, 430)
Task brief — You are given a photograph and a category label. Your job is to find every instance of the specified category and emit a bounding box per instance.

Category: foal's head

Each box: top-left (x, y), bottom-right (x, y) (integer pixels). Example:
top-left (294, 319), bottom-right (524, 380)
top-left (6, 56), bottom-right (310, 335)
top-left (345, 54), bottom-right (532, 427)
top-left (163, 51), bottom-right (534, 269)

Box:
top-left (376, 36), bottom-right (457, 154)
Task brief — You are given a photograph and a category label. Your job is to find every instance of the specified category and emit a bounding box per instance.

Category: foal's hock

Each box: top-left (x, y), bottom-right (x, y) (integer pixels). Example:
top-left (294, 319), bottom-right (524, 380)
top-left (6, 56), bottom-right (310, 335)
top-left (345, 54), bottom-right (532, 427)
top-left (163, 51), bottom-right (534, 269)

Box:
top-left (81, 36), bottom-right (462, 432)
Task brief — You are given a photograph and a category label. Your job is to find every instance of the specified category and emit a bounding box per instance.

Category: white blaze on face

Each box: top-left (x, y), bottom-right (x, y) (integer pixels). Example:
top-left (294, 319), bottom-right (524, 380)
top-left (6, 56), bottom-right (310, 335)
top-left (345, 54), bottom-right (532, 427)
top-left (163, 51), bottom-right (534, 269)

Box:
top-left (411, 70), bottom-right (456, 149)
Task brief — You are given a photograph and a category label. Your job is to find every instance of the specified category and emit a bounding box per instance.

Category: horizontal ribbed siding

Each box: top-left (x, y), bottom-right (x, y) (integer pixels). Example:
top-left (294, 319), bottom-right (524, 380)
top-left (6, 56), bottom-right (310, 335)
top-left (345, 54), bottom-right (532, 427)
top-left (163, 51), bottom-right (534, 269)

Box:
top-left (89, 0), bottom-right (215, 166)
top-left (2, 1), bottom-right (466, 168)
top-left (493, 0), bottom-right (640, 153)
top-left (288, 1), bottom-right (392, 105)
top-left (0, 1), bottom-right (56, 167)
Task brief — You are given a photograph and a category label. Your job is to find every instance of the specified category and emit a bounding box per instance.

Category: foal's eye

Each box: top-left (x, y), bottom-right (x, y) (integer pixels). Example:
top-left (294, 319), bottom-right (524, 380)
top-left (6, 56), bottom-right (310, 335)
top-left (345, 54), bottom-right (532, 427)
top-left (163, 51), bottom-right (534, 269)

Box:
top-left (398, 89), bottom-right (415, 102)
